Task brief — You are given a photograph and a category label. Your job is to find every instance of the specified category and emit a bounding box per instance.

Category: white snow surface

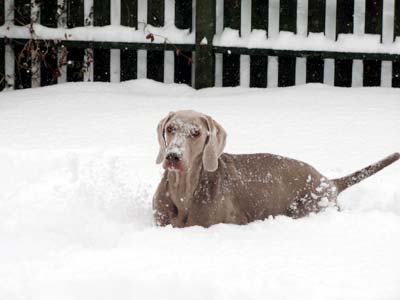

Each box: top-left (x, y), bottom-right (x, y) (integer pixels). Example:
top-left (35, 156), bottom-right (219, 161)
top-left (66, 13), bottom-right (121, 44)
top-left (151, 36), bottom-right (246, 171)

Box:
top-left (0, 24), bottom-right (194, 44)
top-left (0, 81), bottom-right (400, 300)
top-left (214, 29), bottom-right (400, 54)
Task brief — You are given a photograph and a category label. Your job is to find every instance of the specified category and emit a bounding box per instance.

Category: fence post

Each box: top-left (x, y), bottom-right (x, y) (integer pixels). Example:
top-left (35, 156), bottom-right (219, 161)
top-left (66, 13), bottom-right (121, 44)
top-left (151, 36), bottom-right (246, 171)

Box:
top-left (195, 0), bottom-right (216, 89)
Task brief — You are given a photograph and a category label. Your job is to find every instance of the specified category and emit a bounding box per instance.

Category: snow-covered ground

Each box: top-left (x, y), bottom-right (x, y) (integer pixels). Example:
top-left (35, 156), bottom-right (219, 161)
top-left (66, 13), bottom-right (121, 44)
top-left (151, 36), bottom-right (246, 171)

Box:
top-left (0, 80), bottom-right (399, 300)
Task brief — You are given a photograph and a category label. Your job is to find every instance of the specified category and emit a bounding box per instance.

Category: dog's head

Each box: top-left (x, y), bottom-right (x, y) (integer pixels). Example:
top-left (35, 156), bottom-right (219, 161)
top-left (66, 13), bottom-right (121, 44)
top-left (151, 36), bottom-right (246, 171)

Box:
top-left (156, 110), bottom-right (227, 173)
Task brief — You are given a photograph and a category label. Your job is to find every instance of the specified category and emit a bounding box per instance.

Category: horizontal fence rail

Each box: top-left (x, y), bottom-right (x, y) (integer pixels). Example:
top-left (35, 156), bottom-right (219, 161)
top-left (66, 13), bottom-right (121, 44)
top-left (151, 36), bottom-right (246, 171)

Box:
top-left (1, 0), bottom-right (400, 91)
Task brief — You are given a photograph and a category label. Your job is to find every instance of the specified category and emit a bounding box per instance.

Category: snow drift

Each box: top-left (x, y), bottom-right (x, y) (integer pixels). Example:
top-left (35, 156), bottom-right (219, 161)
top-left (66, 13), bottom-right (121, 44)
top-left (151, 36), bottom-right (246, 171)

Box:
top-left (0, 80), bottom-right (399, 300)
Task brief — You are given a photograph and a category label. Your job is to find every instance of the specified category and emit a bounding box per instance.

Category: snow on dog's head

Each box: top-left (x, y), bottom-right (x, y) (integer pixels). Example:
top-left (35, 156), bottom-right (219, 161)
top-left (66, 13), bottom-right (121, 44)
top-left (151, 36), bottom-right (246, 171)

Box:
top-left (156, 110), bottom-right (227, 173)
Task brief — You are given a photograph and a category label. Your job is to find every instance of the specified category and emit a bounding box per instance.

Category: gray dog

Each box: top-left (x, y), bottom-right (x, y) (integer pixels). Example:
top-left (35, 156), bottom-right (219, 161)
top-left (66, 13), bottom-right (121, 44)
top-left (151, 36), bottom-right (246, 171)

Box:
top-left (153, 110), bottom-right (399, 228)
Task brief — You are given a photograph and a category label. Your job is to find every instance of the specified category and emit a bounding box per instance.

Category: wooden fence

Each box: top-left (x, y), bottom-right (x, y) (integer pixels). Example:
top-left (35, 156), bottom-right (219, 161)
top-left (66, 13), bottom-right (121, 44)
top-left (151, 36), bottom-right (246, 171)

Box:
top-left (1, 0), bottom-right (400, 91)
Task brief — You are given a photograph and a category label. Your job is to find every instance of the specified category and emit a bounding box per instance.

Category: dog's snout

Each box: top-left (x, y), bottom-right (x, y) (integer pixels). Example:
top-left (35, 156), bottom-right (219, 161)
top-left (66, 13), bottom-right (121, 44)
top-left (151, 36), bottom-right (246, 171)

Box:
top-left (166, 152), bottom-right (181, 163)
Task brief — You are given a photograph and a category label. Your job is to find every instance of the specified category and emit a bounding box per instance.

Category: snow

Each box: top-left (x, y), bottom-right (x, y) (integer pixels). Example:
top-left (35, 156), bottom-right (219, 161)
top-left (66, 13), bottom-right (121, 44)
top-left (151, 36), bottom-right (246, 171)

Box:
top-left (0, 24), bottom-right (195, 44)
top-left (0, 80), bottom-right (400, 299)
top-left (214, 29), bottom-right (400, 55)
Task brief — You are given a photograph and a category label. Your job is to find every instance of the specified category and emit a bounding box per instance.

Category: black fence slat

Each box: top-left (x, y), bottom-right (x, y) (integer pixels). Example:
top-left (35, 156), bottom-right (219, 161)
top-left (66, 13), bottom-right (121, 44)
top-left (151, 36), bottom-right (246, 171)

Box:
top-left (278, 0), bottom-right (296, 88)
top-left (223, 53), bottom-right (240, 86)
top-left (67, 0), bottom-right (84, 28)
top-left (336, 0), bottom-right (353, 36)
top-left (0, 40), bottom-right (4, 91)
top-left (174, 51), bottom-right (192, 85)
top-left (147, 50), bottom-right (164, 82)
top-left (251, 1), bottom-right (268, 88)
top-left (395, 0), bottom-right (400, 39)
top-left (363, 60), bottom-right (381, 86)
top-left (0, 0), bottom-right (4, 26)
top-left (365, 0), bottom-right (383, 35)
top-left (121, 50), bottom-right (137, 81)
top-left (223, 0), bottom-right (240, 87)
top-left (335, 0), bottom-right (353, 87)
top-left (67, 48), bottom-right (85, 81)
top-left (307, 0), bottom-right (325, 84)
top-left (393, 1), bottom-right (400, 86)
top-left (14, 43), bottom-right (31, 89)
top-left (93, 0), bottom-right (110, 26)
top-left (93, 49), bottom-right (110, 82)
top-left (306, 58), bottom-right (324, 83)
top-left (278, 56), bottom-right (296, 87)
top-left (252, 0), bottom-right (268, 33)
top-left (40, 0), bottom-right (58, 28)
top-left (250, 56), bottom-right (268, 88)
top-left (224, 0), bottom-right (241, 30)
top-left (280, 0), bottom-right (297, 33)
top-left (174, 1), bottom-right (192, 85)
top-left (14, 0), bottom-right (30, 26)
top-left (93, 0), bottom-right (110, 82)
top-left (148, 0), bottom-right (164, 27)
top-left (1, 2), bottom-right (4, 91)
top-left (121, 0), bottom-right (138, 28)
top-left (147, 0), bottom-right (164, 82)
top-left (308, 0), bottom-right (325, 33)
top-left (67, 0), bottom-right (85, 82)
top-left (392, 61), bottom-right (400, 87)
top-left (334, 59), bottom-right (352, 87)
top-left (40, 1), bottom-right (58, 86)
top-left (121, 0), bottom-right (137, 81)
top-left (40, 46), bottom-right (58, 86)
top-left (175, 0), bottom-right (192, 30)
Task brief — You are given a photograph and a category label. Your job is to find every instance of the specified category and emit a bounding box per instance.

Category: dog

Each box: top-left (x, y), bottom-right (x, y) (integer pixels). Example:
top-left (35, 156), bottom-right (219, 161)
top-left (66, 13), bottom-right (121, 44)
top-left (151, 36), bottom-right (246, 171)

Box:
top-left (153, 110), bottom-right (399, 228)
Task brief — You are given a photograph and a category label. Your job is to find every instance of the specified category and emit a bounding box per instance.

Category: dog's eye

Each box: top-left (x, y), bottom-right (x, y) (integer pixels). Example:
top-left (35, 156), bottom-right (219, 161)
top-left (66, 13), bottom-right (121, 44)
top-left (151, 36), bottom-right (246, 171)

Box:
top-left (166, 126), bottom-right (175, 134)
top-left (191, 129), bottom-right (200, 137)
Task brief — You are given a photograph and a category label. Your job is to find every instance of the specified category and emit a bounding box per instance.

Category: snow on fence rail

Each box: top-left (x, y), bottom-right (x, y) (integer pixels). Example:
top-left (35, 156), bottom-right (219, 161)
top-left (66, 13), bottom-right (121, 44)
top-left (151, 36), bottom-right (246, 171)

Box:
top-left (0, 0), bottom-right (400, 91)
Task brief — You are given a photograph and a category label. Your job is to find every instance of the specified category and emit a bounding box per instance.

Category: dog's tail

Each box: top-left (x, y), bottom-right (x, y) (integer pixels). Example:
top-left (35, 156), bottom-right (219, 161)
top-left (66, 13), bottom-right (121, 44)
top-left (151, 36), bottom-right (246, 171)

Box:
top-left (332, 152), bottom-right (400, 194)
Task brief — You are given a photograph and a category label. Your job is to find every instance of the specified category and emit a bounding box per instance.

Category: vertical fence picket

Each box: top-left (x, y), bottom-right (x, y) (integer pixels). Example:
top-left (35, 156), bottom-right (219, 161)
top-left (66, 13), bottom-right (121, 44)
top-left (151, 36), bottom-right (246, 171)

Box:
top-left (214, 0), bottom-right (223, 87)
top-left (14, 0), bottom-right (31, 89)
top-left (334, 0), bottom-right (353, 87)
top-left (363, 0), bottom-right (382, 86)
top-left (240, 0), bottom-right (250, 87)
top-left (307, 0), bottom-right (325, 83)
top-left (393, 0), bottom-right (400, 87)
top-left (174, 0), bottom-right (192, 85)
top-left (93, 0), bottom-right (110, 82)
top-left (147, 0), bottom-right (164, 82)
top-left (40, 0), bottom-right (58, 87)
top-left (110, 0), bottom-right (121, 83)
top-left (222, 0), bottom-right (240, 87)
top-left (250, 0), bottom-right (268, 88)
top-left (278, 0), bottom-right (296, 87)
top-left (381, 0), bottom-right (394, 87)
top-left (163, 0), bottom-right (174, 83)
top-left (121, 0), bottom-right (137, 81)
top-left (67, 0), bottom-right (85, 82)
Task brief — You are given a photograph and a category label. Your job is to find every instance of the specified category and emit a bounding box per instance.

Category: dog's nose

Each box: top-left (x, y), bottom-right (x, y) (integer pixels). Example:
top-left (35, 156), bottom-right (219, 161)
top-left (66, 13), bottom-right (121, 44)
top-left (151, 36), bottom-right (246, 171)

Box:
top-left (166, 153), bottom-right (181, 163)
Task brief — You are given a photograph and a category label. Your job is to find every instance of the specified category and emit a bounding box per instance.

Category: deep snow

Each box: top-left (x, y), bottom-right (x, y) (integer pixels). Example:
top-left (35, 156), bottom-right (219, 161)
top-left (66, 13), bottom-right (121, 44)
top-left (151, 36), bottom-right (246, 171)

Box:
top-left (0, 81), bottom-right (400, 300)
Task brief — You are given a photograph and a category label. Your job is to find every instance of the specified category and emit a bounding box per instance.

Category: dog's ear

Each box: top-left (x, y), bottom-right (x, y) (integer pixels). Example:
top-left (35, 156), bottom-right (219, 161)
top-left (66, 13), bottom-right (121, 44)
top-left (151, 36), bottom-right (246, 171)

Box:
top-left (156, 112), bottom-right (175, 164)
top-left (202, 115), bottom-right (227, 172)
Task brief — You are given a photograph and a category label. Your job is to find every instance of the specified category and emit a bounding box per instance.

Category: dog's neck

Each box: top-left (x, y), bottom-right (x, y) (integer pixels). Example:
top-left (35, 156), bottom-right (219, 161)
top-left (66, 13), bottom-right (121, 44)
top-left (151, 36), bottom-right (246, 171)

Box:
top-left (166, 156), bottom-right (203, 213)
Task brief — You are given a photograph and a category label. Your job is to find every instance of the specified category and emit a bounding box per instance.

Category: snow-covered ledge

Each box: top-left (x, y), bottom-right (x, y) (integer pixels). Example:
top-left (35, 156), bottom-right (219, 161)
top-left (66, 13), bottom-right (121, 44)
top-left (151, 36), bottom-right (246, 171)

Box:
top-left (213, 28), bottom-right (400, 55)
top-left (0, 24), bottom-right (195, 45)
